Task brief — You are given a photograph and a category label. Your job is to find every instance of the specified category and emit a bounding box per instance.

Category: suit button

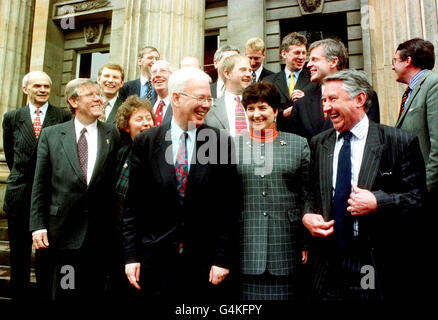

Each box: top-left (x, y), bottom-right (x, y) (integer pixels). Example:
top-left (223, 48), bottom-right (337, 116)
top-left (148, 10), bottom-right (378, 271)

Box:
top-left (262, 191), bottom-right (267, 197)
top-left (263, 212), bottom-right (268, 216)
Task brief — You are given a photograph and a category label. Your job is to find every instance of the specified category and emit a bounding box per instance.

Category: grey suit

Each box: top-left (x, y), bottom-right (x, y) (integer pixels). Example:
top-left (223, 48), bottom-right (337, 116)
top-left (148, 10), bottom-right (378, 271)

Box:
top-left (30, 119), bottom-right (120, 298)
top-left (2, 104), bottom-right (71, 299)
top-left (395, 70), bottom-right (438, 195)
top-left (204, 96), bottom-right (230, 132)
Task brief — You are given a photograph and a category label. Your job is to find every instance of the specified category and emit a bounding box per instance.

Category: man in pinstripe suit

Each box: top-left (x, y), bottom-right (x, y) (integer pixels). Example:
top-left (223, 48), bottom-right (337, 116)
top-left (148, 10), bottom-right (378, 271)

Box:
top-left (302, 70), bottom-right (426, 300)
top-left (2, 71), bottom-right (71, 299)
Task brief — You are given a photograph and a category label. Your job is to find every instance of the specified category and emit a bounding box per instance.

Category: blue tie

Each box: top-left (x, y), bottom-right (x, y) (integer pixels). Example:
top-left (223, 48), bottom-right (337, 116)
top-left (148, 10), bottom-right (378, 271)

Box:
top-left (333, 131), bottom-right (353, 247)
top-left (141, 81), bottom-right (152, 100)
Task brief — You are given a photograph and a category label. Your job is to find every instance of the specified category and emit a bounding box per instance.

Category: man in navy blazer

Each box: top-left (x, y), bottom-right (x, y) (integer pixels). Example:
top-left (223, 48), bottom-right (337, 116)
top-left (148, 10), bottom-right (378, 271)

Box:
top-left (303, 70), bottom-right (426, 300)
top-left (119, 46), bottom-right (160, 103)
top-left (2, 71), bottom-right (71, 299)
top-left (123, 67), bottom-right (239, 300)
top-left (30, 78), bottom-right (120, 299)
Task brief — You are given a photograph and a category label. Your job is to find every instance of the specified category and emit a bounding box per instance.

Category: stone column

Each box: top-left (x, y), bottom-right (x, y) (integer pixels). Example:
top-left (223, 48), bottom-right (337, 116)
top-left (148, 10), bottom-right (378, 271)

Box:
top-left (366, 0), bottom-right (438, 125)
top-left (227, 0), bottom-right (265, 53)
top-left (0, 0), bottom-right (35, 151)
top-left (111, 0), bottom-right (205, 80)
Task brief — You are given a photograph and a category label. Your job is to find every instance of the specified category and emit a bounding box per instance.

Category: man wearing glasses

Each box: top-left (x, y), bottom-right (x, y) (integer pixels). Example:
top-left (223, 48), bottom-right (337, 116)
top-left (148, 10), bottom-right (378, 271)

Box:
top-left (123, 67), bottom-right (240, 300)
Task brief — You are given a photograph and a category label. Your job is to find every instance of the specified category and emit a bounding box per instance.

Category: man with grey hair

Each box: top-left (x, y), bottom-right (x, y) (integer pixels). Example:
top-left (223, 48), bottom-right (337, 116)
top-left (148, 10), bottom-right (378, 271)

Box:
top-left (150, 60), bottom-right (173, 126)
top-left (119, 46), bottom-right (160, 102)
top-left (2, 70), bottom-right (71, 299)
top-left (278, 38), bottom-right (380, 140)
top-left (210, 44), bottom-right (240, 98)
top-left (30, 78), bottom-right (120, 299)
top-left (302, 69), bottom-right (426, 300)
top-left (123, 67), bottom-right (240, 300)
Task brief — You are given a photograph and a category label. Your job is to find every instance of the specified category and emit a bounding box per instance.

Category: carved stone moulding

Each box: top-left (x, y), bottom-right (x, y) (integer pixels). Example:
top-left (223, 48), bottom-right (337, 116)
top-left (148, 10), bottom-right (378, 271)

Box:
top-left (53, 0), bottom-right (112, 27)
top-left (298, 0), bottom-right (324, 15)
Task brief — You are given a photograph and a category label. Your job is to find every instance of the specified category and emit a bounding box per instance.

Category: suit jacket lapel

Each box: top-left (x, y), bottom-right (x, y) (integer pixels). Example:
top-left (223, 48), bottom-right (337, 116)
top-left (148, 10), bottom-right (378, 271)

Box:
top-left (358, 122), bottom-right (384, 189)
top-left (276, 72), bottom-right (290, 100)
top-left (154, 122), bottom-right (178, 190)
top-left (163, 102), bottom-right (173, 124)
top-left (60, 120), bottom-right (87, 186)
top-left (89, 121), bottom-right (110, 187)
top-left (17, 106), bottom-right (37, 146)
top-left (396, 71), bottom-right (429, 126)
top-left (211, 97), bottom-right (230, 129)
top-left (107, 97), bottom-right (122, 124)
top-left (320, 131), bottom-right (336, 220)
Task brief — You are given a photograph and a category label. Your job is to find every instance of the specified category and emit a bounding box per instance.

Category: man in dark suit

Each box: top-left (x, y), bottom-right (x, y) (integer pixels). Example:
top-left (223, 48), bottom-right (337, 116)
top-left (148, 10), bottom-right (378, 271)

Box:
top-left (264, 32), bottom-right (314, 112)
top-left (97, 62), bottom-right (124, 125)
top-left (119, 46), bottom-right (160, 103)
top-left (244, 37), bottom-right (274, 83)
top-left (123, 67), bottom-right (239, 300)
top-left (278, 38), bottom-right (380, 140)
top-left (2, 71), bottom-right (71, 299)
top-left (302, 70), bottom-right (426, 300)
top-left (210, 45), bottom-right (240, 98)
top-left (30, 78), bottom-right (120, 299)
top-left (150, 60), bottom-right (173, 126)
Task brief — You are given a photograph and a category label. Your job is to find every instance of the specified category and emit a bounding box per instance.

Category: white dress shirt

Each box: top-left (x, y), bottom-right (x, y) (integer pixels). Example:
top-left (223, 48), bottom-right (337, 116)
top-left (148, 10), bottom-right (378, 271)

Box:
top-left (103, 95), bottom-right (118, 119)
top-left (224, 91), bottom-right (249, 137)
top-left (74, 117), bottom-right (98, 185)
top-left (29, 102), bottom-right (49, 124)
top-left (253, 65), bottom-right (263, 82)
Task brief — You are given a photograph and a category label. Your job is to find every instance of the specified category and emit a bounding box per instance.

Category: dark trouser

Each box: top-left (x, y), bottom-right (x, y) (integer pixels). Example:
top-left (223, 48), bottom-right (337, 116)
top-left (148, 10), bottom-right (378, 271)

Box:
top-left (308, 238), bottom-right (381, 301)
top-left (7, 212), bottom-right (32, 299)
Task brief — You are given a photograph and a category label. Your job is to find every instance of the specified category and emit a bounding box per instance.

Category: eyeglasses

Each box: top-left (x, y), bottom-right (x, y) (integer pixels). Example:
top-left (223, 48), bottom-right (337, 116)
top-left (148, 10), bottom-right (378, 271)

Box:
top-left (179, 92), bottom-right (215, 105)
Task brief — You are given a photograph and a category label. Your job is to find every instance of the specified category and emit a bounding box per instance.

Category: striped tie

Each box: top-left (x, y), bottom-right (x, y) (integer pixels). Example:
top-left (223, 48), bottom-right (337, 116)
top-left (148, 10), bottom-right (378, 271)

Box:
top-left (155, 100), bottom-right (165, 126)
top-left (234, 96), bottom-right (248, 135)
top-left (398, 86), bottom-right (411, 119)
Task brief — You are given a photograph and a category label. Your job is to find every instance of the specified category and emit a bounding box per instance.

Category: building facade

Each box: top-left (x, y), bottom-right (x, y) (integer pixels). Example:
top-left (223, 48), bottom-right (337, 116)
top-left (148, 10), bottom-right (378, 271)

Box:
top-left (1, 0), bottom-right (438, 206)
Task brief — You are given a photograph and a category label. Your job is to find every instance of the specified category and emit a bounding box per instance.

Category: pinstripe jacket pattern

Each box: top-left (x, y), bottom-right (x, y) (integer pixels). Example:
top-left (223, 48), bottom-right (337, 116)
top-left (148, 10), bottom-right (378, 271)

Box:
top-left (236, 131), bottom-right (313, 276)
top-left (309, 121), bottom-right (426, 298)
top-left (2, 104), bottom-right (71, 216)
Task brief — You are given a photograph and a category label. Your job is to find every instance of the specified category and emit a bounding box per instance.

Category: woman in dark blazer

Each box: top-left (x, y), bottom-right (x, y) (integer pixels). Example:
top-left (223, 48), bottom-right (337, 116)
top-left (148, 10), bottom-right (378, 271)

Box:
top-left (109, 95), bottom-right (155, 298)
top-left (236, 81), bottom-right (313, 300)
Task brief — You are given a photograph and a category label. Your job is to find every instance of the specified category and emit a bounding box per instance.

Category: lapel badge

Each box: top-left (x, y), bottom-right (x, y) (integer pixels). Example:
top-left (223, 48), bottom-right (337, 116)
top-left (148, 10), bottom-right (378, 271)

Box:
top-left (123, 162), bottom-right (128, 169)
top-left (106, 138), bottom-right (109, 144)
top-left (280, 140), bottom-right (287, 146)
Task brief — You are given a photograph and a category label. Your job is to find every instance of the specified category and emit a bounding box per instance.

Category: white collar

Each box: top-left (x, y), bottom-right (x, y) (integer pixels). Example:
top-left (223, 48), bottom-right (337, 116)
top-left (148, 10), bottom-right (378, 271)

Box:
top-left (29, 102), bottom-right (49, 115)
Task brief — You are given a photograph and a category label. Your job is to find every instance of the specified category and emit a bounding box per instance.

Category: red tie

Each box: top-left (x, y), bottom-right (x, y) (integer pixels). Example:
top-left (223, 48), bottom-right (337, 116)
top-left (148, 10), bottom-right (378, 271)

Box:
top-left (33, 108), bottom-right (42, 138)
top-left (235, 96), bottom-right (248, 135)
top-left (155, 100), bottom-right (165, 126)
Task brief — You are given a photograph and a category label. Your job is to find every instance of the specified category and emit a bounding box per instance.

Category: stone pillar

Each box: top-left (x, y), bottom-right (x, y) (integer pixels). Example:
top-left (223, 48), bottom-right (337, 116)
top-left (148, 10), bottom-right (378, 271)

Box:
top-left (366, 0), bottom-right (438, 125)
top-left (227, 0), bottom-right (265, 53)
top-left (111, 0), bottom-right (205, 80)
top-left (0, 0), bottom-right (35, 151)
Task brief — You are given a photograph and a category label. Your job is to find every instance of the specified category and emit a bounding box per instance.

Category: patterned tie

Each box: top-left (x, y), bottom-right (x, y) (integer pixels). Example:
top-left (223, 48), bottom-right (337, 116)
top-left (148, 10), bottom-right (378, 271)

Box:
top-left (398, 86), bottom-right (411, 119)
top-left (33, 108), bottom-right (42, 138)
top-left (333, 131), bottom-right (353, 247)
top-left (142, 81), bottom-right (153, 101)
top-left (251, 71), bottom-right (256, 84)
top-left (288, 73), bottom-right (295, 98)
top-left (99, 101), bottom-right (109, 122)
top-left (175, 132), bottom-right (188, 204)
top-left (234, 96), bottom-right (248, 135)
top-left (154, 100), bottom-right (165, 126)
top-left (77, 128), bottom-right (88, 183)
